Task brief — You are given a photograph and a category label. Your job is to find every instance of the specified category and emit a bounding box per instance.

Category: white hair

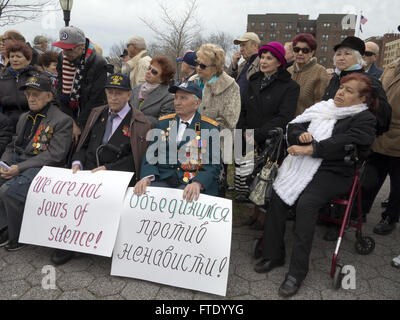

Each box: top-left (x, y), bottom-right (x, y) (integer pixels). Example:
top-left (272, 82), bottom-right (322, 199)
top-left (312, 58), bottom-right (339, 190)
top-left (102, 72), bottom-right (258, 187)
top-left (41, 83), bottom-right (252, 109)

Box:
top-left (127, 36), bottom-right (146, 50)
top-left (333, 47), bottom-right (367, 68)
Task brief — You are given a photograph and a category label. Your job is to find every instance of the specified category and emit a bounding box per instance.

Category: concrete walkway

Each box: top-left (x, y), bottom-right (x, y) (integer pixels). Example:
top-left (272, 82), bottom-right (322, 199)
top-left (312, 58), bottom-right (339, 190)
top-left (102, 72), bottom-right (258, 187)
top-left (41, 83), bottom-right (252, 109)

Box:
top-left (0, 181), bottom-right (399, 300)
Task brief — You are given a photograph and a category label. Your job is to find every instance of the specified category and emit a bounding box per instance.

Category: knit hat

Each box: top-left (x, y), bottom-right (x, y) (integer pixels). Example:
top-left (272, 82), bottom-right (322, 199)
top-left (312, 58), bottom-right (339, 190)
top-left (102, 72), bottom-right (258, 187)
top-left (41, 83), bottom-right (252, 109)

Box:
top-left (258, 42), bottom-right (287, 68)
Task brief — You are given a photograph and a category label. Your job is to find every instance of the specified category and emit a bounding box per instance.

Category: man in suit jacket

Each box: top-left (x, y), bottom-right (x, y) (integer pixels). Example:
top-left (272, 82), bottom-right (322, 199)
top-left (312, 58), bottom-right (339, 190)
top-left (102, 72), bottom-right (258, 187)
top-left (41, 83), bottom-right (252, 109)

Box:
top-left (0, 74), bottom-right (73, 251)
top-left (134, 81), bottom-right (221, 202)
top-left (71, 73), bottom-right (151, 176)
top-left (51, 73), bottom-right (152, 265)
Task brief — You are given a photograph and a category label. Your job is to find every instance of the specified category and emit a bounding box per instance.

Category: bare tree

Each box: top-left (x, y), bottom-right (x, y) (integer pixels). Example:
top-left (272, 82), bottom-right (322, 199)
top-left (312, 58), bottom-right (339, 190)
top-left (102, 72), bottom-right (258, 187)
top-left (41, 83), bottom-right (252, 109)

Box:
top-left (0, 0), bottom-right (58, 27)
top-left (140, 0), bottom-right (202, 66)
top-left (206, 32), bottom-right (234, 56)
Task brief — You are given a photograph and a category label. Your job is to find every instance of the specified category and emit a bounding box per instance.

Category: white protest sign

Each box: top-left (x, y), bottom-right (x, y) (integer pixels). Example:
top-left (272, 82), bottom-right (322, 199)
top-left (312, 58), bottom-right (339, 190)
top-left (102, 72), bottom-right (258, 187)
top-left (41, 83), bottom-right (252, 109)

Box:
top-left (111, 187), bottom-right (232, 297)
top-left (19, 166), bottom-right (134, 257)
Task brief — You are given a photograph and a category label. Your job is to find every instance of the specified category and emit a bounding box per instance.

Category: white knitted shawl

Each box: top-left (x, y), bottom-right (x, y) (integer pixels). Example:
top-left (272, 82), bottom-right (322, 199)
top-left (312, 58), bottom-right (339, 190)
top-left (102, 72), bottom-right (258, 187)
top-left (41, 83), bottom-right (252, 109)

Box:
top-left (273, 99), bottom-right (368, 206)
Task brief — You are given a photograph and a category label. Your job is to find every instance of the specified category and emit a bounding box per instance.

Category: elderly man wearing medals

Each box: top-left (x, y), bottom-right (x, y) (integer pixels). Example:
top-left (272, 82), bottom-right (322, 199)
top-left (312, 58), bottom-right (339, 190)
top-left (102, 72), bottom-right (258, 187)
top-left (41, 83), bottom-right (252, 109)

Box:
top-left (134, 81), bottom-right (221, 202)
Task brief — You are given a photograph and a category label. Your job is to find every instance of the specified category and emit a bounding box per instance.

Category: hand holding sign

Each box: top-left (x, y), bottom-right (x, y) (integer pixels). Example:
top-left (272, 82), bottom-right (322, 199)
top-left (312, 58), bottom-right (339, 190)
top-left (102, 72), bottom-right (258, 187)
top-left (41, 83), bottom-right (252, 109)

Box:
top-left (19, 166), bottom-right (134, 257)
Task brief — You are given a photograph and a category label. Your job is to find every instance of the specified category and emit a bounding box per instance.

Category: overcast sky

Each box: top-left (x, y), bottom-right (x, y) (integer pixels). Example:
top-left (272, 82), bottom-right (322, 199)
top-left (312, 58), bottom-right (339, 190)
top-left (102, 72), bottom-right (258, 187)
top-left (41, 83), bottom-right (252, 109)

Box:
top-left (6, 0), bottom-right (400, 56)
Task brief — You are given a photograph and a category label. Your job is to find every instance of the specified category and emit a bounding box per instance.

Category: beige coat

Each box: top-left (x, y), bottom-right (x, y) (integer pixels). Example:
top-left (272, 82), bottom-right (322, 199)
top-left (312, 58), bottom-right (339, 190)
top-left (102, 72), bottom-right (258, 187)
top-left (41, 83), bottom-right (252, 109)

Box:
top-left (227, 56), bottom-right (260, 81)
top-left (288, 57), bottom-right (330, 116)
top-left (126, 50), bottom-right (152, 89)
top-left (190, 72), bottom-right (241, 132)
top-left (372, 59), bottom-right (400, 157)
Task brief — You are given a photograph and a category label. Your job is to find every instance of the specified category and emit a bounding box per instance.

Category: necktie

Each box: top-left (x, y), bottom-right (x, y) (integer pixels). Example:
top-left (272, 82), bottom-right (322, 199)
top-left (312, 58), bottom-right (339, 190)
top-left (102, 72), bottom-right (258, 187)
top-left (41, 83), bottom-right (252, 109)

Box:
top-left (102, 113), bottom-right (118, 144)
top-left (181, 121), bottom-right (190, 128)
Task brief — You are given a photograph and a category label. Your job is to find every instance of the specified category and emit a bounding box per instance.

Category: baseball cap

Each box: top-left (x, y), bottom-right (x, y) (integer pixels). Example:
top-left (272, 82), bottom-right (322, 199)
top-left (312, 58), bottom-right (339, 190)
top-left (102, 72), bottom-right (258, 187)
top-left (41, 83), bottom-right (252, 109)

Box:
top-left (234, 32), bottom-right (261, 45)
top-left (120, 49), bottom-right (128, 58)
top-left (176, 51), bottom-right (197, 68)
top-left (52, 26), bottom-right (86, 50)
top-left (169, 81), bottom-right (202, 100)
top-left (19, 74), bottom-right (52, 92)
top-left (105, 73), bottom-right (132, 91)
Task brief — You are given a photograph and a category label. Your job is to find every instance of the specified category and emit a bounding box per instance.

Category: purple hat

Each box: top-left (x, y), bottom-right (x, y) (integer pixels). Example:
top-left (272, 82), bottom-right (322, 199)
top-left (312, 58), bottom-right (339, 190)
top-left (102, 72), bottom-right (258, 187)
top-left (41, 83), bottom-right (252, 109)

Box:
top-left (258, 42), bottom-right (287, 68)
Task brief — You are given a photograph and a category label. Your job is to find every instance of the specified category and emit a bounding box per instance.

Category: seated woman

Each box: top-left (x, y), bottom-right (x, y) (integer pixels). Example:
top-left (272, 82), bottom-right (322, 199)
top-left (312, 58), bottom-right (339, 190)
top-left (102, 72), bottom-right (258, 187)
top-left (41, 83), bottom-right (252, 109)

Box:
top-left (130, 56), bottom-right (175, 126)
top-left (254, 73), bottom-right (377, 298)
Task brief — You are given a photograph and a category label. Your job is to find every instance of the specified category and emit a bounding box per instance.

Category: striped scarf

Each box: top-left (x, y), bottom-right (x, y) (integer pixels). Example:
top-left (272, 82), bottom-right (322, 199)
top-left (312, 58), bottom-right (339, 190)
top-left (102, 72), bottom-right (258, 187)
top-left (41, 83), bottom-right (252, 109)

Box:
top-left (62, 41), bottom-right (95, 110)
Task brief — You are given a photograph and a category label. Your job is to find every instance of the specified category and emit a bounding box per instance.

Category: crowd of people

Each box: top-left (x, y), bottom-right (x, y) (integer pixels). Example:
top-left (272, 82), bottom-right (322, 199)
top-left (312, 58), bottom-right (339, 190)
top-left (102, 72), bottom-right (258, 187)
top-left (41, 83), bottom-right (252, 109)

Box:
top-left (0, 24), bottom-right (398, 298)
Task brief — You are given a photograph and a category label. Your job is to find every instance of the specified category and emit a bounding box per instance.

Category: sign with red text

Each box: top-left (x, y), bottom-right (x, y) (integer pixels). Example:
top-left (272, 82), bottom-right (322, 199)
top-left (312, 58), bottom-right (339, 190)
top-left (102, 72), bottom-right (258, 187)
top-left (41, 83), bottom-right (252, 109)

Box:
top-left (19, 166), bottom-right (134, 257)
top-left (111, 187), bottom-right (232, 296)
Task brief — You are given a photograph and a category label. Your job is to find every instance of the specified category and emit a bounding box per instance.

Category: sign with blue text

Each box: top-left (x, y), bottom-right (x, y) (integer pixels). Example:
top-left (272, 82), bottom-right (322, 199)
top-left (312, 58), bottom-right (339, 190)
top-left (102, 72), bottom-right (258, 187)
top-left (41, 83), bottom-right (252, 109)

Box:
top-left (111, 187), bottom-right (232, 296)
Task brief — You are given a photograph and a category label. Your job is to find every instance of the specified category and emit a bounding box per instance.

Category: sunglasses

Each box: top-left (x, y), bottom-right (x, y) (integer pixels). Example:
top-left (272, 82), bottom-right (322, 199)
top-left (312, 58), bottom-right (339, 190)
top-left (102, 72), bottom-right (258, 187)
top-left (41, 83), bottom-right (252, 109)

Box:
top-left (147, 65), bottom-right (159, 76)
top-left (293, 47), bottom-right (311, 54)
top-left (364, 51), bottom-right (376, 57)
top-left (194, 60), bottom-right (216, 70)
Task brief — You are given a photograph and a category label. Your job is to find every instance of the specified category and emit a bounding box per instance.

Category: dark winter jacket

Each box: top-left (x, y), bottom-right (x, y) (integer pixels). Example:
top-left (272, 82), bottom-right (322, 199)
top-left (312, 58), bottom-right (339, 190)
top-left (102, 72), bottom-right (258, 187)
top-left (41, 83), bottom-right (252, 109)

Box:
top-left (237, 68), bottom-right (300, 145)
top-left (56, 39), bottom-right (108, 129)
top-left (287, 110), bottom-right (377, 177)
top-left (0, 112), bottom-right (13, 156)
top-left (0, 66), bottom-right (39, 130)
top-left (322, 69), bottom-right (391, 136)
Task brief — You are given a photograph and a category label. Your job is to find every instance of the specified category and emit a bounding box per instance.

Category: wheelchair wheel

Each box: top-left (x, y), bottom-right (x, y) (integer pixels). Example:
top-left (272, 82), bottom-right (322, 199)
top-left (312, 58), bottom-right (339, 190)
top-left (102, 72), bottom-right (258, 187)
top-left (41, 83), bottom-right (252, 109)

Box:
top-left (355, 236), bottom-right (375, 255)
top-left (332, 264), bottom-right (343, 290)
top-left (252, 237), bottom-right (263, 260)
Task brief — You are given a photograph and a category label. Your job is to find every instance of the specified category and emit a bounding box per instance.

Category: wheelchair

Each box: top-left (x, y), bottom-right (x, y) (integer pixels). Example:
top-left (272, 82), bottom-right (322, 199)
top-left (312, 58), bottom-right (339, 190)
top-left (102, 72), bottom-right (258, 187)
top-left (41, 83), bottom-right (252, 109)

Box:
top-left (251, 142), bottom-right (375, 290)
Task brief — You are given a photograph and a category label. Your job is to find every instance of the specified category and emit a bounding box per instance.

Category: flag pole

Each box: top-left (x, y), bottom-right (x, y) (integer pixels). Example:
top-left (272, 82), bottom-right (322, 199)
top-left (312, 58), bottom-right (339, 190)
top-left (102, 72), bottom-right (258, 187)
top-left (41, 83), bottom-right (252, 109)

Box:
top-left (356, 11), bottom-right (362, 37)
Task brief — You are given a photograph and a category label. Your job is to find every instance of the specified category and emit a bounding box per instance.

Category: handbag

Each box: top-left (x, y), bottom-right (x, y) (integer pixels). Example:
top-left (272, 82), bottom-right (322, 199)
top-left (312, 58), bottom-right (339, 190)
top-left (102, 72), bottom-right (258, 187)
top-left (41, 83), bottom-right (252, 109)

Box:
top-left (247, 127), bottom-right (284, 207)
top-left (248, 160), bottom-right (278, 206)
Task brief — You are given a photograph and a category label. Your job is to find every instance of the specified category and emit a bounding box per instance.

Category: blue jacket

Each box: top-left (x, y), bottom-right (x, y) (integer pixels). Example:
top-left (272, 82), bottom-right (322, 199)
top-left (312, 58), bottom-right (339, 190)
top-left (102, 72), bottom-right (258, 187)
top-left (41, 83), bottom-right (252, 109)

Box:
top-left (141, 111), bottom-right (221, 196)
top-left (366, 62), bottom-right (383, 80)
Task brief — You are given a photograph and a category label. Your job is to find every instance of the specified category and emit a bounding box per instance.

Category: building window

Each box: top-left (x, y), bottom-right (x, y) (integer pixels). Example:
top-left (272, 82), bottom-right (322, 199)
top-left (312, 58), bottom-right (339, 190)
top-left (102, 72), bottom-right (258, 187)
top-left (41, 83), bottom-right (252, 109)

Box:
top-left (261, 22), bottom-right (265, 28)
top-left (322, 34), bottom-right (329, 41)
top-left (285, 34), bottom-right (292, 40)
top-left (303, 27), bottom-right (307, 32)
top-left (251, 22), bottom-right (255, 28)
top-left (270, 33), bottom-right (276, 39)
top-left (270, 22), bottom-right (277, 28)
top-left (259, 33), bottom-right (264, 39)
top-left (323, 23), bottom-right (331, 28)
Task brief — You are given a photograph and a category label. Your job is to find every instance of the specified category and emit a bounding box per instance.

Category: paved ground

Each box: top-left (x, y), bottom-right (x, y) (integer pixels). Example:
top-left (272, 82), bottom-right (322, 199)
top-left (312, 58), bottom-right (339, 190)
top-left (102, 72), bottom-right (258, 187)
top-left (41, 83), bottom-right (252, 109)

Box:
top-left (0, 179), bottom-right (399, 300)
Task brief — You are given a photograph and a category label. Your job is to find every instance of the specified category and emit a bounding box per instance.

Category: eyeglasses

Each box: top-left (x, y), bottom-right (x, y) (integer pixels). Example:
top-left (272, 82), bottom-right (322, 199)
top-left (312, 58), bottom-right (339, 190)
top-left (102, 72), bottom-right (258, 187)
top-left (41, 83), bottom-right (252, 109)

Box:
top-left (364, 51), bottom-right (376, 57)
top-left (293, 47), bottom-right (311, 54)
top-left (147, 65), bottom-right (159, 76)
top-left (194, 60), bottom-right (216, 70)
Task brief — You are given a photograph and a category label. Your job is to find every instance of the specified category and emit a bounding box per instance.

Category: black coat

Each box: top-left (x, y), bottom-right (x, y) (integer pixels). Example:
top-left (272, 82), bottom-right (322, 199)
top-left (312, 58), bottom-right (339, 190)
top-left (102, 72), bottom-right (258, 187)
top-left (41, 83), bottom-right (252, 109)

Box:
top-left (56, 39), bottom-right (108, 129)
top-left (0, 66), bottom-right (39, 130)
top-left (72, 107), bottom-right (134, 171)
top-left (237, 69), bottom-right (300, 145)
top-left (0, 112), bottom-right (13, 156)
top-left (322, 69), bottom-right (391, 136)
top-left (287, 110), bottom-right (377, 176)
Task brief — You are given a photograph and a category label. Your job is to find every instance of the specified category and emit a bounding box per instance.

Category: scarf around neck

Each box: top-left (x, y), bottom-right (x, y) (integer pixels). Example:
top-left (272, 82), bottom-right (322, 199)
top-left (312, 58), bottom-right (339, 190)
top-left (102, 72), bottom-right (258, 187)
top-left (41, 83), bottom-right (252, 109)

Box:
top-left (335, 64), bottom-right (363, 76)
top-left (273, 99), bottom-right (368, 206)
top-left (139, 82), bottom-right (160, 101)
top-left (64, 40), bottom-right (94, 109)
